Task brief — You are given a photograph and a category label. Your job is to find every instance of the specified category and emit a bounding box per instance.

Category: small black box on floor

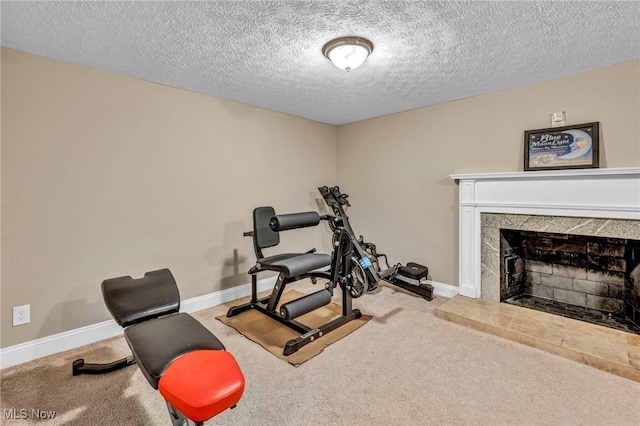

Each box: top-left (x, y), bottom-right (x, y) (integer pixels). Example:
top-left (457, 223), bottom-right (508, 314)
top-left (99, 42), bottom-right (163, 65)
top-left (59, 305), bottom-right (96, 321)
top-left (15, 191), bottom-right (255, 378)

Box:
top-left (390, 262), bottom-right (433, 301)
top-left (397, 262), bottom-right (429, 281)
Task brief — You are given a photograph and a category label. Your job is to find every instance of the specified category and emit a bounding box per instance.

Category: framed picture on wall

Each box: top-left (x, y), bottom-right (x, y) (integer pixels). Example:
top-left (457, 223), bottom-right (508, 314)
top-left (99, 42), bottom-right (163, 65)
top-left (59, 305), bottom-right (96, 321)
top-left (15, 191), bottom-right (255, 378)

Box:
top-left (524, 122), bottom-right (600, 171)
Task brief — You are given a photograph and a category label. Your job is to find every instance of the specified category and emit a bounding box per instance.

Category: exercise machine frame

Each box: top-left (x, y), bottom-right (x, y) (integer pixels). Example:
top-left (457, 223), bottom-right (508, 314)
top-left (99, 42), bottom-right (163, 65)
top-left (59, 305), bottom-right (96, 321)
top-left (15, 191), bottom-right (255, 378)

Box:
top-left (318, 185), bottom-right (434, 301)
top-left (226, 209), bottom-right (362, 356)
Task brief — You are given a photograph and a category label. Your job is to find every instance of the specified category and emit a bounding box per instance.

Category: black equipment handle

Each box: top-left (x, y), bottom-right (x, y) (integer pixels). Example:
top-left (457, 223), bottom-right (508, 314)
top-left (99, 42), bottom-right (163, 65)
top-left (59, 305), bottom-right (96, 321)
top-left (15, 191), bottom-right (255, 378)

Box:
top-left (318, 186), bottom-right (382, 287)
top-left (269, 212), bottom-right (321, 231)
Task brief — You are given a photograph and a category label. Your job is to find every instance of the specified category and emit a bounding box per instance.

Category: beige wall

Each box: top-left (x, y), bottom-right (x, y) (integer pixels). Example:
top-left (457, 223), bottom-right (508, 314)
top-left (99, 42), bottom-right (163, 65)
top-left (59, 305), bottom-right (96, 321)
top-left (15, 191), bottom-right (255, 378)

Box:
top-left (2, 47), bottom-right (638, 350)
top-left (1, 48), bottom-right (338, 347)
top-left (337, 60), bottom-right (640, 288)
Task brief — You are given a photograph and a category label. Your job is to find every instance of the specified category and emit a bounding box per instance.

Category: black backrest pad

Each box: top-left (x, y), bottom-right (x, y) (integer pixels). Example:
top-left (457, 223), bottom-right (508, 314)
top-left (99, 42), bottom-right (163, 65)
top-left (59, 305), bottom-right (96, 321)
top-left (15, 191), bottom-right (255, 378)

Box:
top-left (102, 268), bottom-right (180, 327)
top-left (269, 212), bottom-right (320, 231)
top-left (254, 206), bottom-right (279, 250)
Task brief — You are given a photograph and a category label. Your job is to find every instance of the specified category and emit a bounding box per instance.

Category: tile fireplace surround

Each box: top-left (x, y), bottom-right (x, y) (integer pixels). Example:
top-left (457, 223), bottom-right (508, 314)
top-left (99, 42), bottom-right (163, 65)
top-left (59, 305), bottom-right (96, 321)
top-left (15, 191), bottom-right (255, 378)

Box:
top-left (444, 167), bottom-right (640, 381)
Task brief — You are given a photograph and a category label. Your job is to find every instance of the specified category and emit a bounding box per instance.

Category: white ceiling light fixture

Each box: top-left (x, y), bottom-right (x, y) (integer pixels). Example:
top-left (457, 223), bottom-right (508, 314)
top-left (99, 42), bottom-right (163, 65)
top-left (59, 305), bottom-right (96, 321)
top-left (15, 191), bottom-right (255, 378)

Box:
top-left (322, 36), bottom-right (373, 72)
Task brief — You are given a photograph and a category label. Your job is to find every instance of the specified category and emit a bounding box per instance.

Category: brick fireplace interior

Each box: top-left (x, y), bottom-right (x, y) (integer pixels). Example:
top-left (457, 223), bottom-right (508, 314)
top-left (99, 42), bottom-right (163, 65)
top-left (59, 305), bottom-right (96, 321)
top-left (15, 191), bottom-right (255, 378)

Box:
top-left (500, 229), bottom-right (640, 334)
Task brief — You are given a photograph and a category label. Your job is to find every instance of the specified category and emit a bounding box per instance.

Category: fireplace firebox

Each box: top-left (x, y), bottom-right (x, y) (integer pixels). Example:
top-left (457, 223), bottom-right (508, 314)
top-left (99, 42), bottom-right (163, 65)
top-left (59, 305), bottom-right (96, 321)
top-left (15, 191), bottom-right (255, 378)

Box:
top-left (500, 229), bottom-right (640, 334)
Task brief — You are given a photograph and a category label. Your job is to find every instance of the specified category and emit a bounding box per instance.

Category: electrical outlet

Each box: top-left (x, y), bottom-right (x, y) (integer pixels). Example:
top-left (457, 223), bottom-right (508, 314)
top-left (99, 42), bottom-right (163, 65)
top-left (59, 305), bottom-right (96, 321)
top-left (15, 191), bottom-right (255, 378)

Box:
top-left (13, 304), bottom-right (30, 326)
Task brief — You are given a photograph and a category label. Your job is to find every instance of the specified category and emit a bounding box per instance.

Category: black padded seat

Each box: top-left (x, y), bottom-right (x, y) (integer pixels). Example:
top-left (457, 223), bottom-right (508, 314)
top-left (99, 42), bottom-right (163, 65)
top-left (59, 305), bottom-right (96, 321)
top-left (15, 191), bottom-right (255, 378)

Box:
top-left (260, 252), bottom-right (331, 277)
top-left (249, 206), bottom-right (331, 278)
top-left (124, 313), bottom-right (226, 389)
top-left (257, 253), bottom-right (302, 266)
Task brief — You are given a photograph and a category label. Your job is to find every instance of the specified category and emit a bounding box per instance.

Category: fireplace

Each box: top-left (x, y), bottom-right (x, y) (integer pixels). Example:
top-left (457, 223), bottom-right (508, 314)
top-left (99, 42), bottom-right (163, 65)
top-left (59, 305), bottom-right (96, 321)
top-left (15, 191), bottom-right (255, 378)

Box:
top-left (499, 228), bottom-right (640, 334)
top-left (450, 167), bottom-right (640, 325)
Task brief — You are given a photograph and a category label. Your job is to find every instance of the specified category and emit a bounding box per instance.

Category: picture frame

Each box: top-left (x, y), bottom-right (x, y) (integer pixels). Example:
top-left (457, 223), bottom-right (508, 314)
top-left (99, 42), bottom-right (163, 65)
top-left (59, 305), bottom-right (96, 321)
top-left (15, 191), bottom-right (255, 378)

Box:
top-left (524, 122), bottom-right (599, 171)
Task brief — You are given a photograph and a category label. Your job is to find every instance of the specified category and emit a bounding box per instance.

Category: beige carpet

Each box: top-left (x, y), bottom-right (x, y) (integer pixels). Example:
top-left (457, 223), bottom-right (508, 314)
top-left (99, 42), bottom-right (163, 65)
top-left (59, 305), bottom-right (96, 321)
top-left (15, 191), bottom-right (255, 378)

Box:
top-left (217, 289), bottom-right (372, 365)
top-left (1, 281), bottom-right (640, 425)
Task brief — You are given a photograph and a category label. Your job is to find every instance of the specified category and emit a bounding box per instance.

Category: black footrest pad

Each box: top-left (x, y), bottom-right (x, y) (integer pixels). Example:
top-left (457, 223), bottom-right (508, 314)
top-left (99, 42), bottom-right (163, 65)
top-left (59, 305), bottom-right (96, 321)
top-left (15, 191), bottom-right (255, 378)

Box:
top-left (124, 313), bottom-right (225, 389)
top-left (397, 262), bottom-right (429, 281)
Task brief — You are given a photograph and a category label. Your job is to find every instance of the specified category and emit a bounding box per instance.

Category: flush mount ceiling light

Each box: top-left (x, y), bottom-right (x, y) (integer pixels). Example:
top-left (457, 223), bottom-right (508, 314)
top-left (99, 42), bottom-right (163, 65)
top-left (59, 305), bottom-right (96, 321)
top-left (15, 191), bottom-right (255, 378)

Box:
top-left (322, 36), bottom-right (373, 72)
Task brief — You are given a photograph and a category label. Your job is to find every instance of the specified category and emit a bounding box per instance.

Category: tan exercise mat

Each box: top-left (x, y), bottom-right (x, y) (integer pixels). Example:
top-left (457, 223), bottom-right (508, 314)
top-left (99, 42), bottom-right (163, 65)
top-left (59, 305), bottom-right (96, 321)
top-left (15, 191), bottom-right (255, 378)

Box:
top-left (217, 289), bottom-right (371, 366)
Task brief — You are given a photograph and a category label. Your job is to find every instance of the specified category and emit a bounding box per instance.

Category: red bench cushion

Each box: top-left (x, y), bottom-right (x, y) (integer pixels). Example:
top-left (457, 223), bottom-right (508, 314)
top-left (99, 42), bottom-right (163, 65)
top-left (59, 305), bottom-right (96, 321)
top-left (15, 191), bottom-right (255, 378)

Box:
top-left (158, 350), bottom-right (245, 422)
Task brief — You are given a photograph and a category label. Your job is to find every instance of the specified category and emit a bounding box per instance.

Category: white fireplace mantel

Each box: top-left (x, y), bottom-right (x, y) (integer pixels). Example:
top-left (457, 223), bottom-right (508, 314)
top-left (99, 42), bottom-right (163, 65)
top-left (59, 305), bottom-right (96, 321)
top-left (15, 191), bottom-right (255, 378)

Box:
top-left (450, 167), bottom-right (640, 299)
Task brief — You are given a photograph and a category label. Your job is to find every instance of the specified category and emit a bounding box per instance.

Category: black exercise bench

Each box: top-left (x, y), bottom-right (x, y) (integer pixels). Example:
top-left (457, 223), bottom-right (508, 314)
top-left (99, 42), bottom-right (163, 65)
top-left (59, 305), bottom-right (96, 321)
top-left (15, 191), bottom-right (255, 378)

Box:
top-left (73, 269), bottom-right (245, 425)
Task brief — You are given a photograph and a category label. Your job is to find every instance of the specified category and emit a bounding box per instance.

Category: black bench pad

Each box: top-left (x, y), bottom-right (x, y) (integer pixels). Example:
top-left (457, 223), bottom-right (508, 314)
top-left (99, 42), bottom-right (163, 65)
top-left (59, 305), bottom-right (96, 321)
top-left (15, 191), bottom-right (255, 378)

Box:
top-left (102, 269), bottom-right (180, 328)
top-left (124, 313), bottom-right (225, 389)
top-left (260, 253), bottom-right (331, 277)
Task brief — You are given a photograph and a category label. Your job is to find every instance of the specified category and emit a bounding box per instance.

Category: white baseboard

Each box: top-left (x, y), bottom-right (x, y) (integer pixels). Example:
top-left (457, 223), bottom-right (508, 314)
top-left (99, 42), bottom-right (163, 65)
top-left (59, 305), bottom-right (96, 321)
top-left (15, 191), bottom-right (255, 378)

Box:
top-left (0, 275), bottom-right (458, 370)
top-left (430, 281), bottom-right (460, 299)
top-left (0, 276), bottom-right (277, 370)
top-left (459, 282), bottom-right (479, 299)
top-left (179, 276), bottom-right (277, 313)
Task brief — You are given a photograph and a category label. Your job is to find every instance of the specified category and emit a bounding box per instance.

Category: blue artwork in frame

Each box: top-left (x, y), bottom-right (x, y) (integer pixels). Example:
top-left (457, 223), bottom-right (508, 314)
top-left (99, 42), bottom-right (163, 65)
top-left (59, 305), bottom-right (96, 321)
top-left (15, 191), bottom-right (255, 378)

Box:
top-left (524, 122), bottom-right (600, 171)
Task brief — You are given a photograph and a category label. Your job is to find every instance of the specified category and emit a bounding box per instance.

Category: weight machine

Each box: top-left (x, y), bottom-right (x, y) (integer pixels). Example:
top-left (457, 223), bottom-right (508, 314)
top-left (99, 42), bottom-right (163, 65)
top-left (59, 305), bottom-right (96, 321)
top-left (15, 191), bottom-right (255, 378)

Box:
top-left (226, 207), bottom-right (362, 356)
top-left (318, 186), bottom-right (434, 301)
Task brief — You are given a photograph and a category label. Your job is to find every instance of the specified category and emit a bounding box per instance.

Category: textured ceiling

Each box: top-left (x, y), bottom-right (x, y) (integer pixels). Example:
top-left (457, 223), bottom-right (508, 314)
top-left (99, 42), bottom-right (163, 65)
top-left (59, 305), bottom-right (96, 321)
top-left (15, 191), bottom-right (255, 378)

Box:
top-left (2, 1), bottom-right (639, 125)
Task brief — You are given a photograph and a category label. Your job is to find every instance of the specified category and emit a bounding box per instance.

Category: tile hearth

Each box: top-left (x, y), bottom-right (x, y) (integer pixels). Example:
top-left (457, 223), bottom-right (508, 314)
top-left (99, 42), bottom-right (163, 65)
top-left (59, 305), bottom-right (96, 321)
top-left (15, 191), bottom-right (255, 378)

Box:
top-left (504, 294), bottom-right (640, 334)
top-left (436, 295), bottom-right (640, 383)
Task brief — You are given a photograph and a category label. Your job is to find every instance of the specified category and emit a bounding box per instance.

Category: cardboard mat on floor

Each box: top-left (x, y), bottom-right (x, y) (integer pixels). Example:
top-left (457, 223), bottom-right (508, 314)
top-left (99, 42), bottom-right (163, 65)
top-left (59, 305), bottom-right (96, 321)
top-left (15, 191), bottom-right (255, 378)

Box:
top-left (217, 289), bottom-right (371, 366)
